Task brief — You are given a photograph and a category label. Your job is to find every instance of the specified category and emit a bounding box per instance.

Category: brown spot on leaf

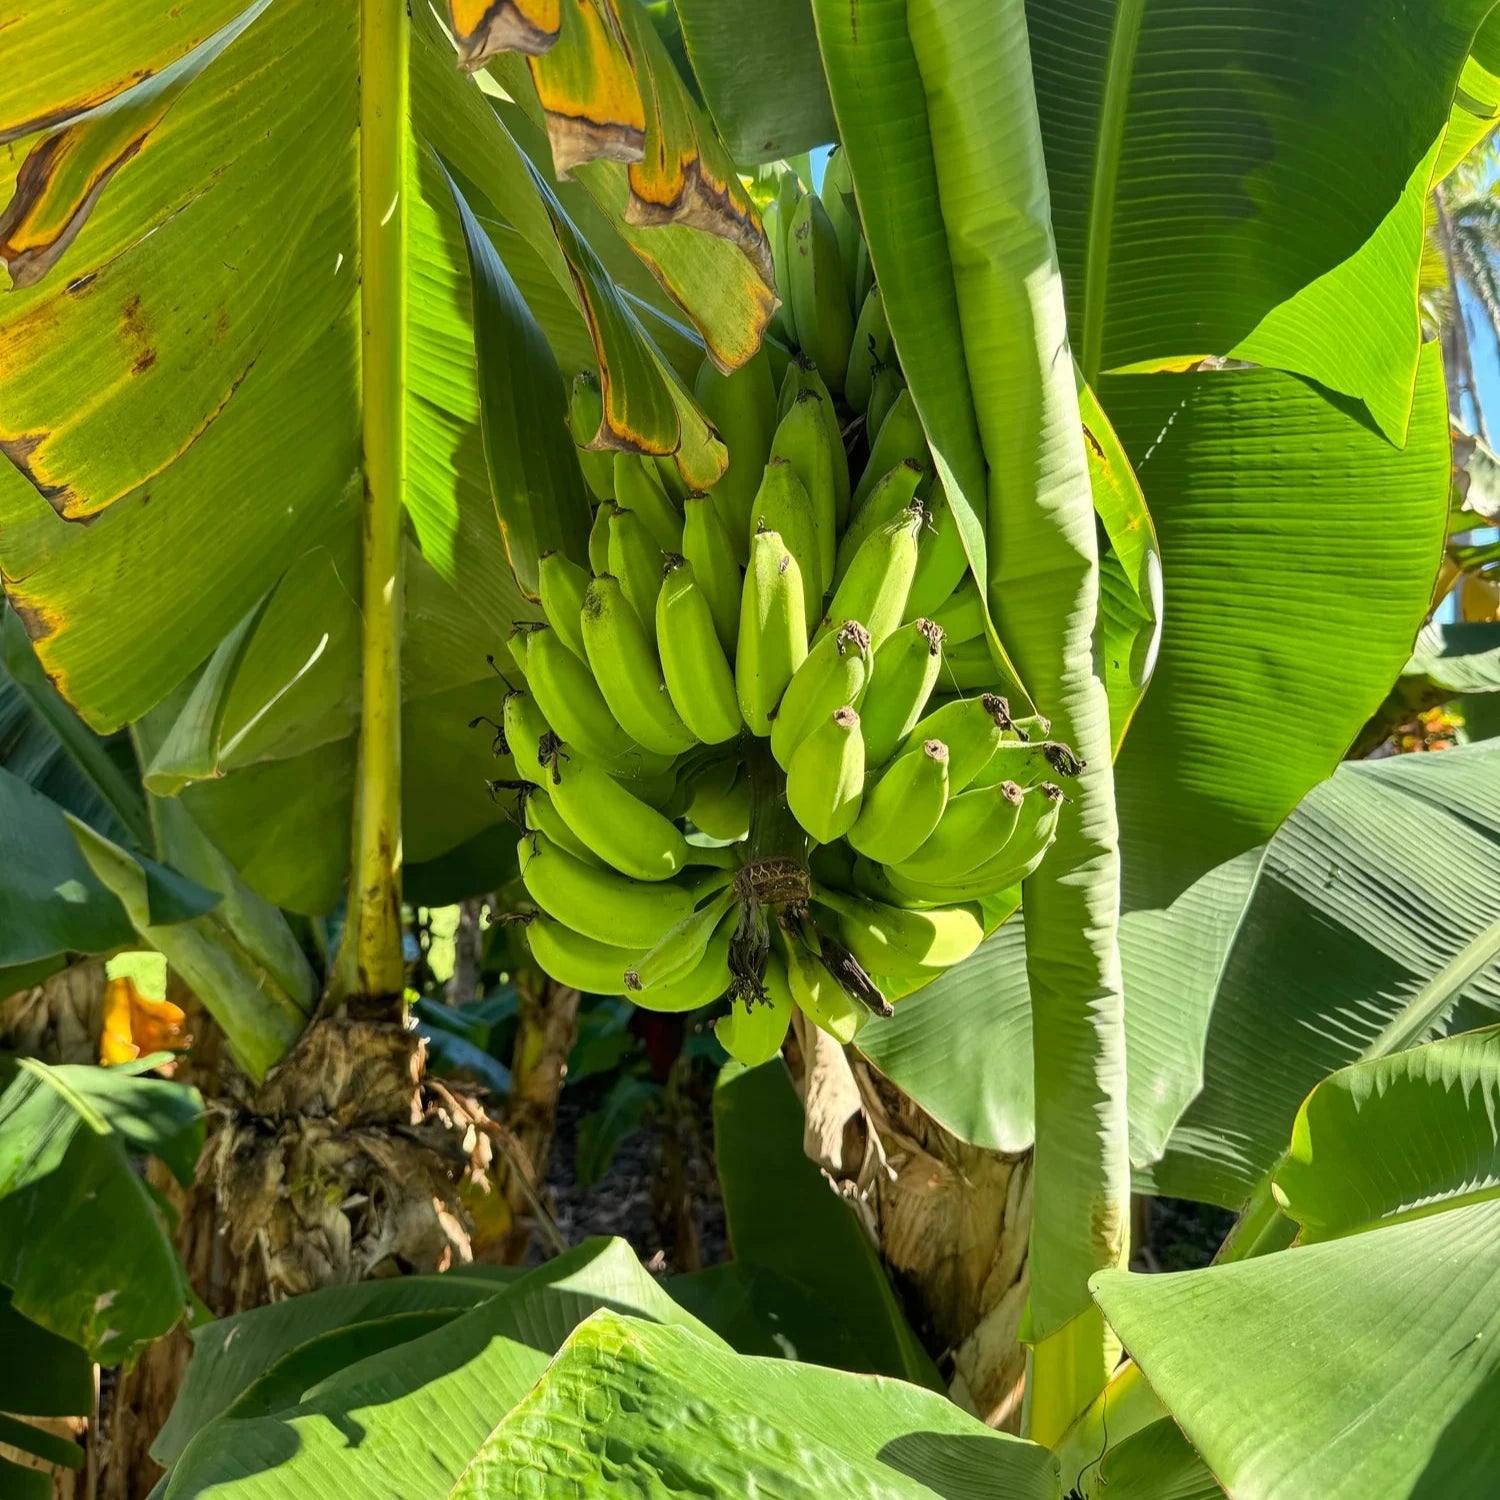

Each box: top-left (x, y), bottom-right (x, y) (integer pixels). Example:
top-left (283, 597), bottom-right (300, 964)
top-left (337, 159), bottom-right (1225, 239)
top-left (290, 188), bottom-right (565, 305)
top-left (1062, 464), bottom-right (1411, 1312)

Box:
top-left (1081, 422), bottom-right (1106, 460)
top-left (4, 588), bottom-right (62, 647)
top-left (131, 347), bottom-right (157, 374)
top-left (450, 0), bottom-right (561, 69)
top-left (0, 432), bottom-right (75, 515)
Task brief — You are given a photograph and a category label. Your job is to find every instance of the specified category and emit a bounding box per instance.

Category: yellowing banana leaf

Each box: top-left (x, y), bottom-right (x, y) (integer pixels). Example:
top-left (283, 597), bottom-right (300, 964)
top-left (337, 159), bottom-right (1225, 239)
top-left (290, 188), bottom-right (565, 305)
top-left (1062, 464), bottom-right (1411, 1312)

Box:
top-left (449, 0), bottom-right (561, 70)
top-left (1273, 1026), bottom-right (1500, 1243)
top-left (674, 0), bottom-right (836, 164)
top-left (1027, 0), bottom-right (1493, 440)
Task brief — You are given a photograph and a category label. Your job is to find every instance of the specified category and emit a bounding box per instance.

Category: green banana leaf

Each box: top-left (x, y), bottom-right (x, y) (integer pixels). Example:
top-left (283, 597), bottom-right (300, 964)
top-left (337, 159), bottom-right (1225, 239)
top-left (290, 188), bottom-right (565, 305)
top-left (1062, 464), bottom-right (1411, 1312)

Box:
top-left (1273, 1025), bottom-right (1500, 1243)
top-left (1143, 741), bottom-right (1500, 1218)
top-left (1090, 1418), bottom-right (1222, 1500)
top-left (674, 0), bottom-right (836, 164)
top-left (0, 1289), bottom-right (94, 1484)
top-left (707, 1059), bottom-right (941, 1388)
top-left (1093, 1197), bottom-right (1500, 1500)
top-left (457, 1312), bottom-right (1060, 1499)
top-left (0, 1057), bottom-right (202, 1364)
top-left (1027, 0), bottom-right (1493, 440)
top-left (1437, 11), bottom-right (1500, 181)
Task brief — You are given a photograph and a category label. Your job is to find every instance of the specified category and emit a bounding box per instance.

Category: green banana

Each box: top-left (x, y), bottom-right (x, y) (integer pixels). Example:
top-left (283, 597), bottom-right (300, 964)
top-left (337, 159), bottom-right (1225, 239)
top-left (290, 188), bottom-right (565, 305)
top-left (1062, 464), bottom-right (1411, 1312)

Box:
top-left (905, 489), bottom-right (970, 622)
top-left (781, 926), bottom-right (864, 1044)
top-left (882, 784), bottom-right (1064, 902)
top-left (853, 389), bottom-right (927, 515)
top-left (788, 192), bottom-right (854, 399)
top-left (769, 389), bottom-right (839, 593)
top-left (748, 458), bottom-right (824, 624)
top-left (765, 171), bottom-right (803, 345)
top-left (537, 551), bottom-right (590, 661)
top-left (940, 635), bottom-right (997, 691)
top-left (860, 618), bottom-right (945, 767)
top-left (657, 556), bottom-right (744, 745)
top-left (613, 453), bottom-right (683, 554)
top-left (519, 832), bottom-right (703, 949)
top-left (813, 884), bottom-right (984, 979)
top-left (588, 502), bottom-right (612, 576)
top-left (633, 909), bottom-right (735, 1013)
top-left (834, 459), bottom-right (925, 588)
top-left (777, 348), bottom-right (831, 421)
top-left (695, 347), bottom-right (777, 560)
top-left (967, 738), bottom-right (1085, 791)
top-left (522, 787), bottom-right (603, 868)
top-left (892, 778), bottom-right (1025, 884)
top-left (716, 952), bottom-right (794, 1065)
top-left (513, 623), bottom-right (672, 778)
top-left (681, 494), bottom-right (743, 654)
top-left (568, 372), bottom-right (615, 501)
top-left (736, 528), bottom-right (809, 736)
top-left (770, 619), bottom-right (872, 770)
top-left (845, 283), bottom-right (893, 416)
top-left (501, 688), bottom-right (554, 785)
top-left (866, 364), bottom-right (904, 442)
top-left (545, 749), bottom-right (692, 883)
top-left (900, 693), bottom-right (1014, 791)
top-left (820, 500), bottom-right (923, 648)
top-left (847, 737), bottom-right (950, 865)
top-left (581, 575), bottom-right (698, 757)
top-left (653, 454), bottom-right (688, 504)
top-left (930, 575), bottom-right (985, 645)
top-left (786, 705), bottom-right (865, 844)
top-left (607, 504), bottom-right (666, 635)
top-left (526, 914), bottom-right (644, 994)
top-left (777, 353), bottom-right (849, 530)
top-left (688, 761), bottom-right (752, 842)
top-left (820, 148), bottom-right (865, 314)
top-left (625, 885), bottom-right (736, 993)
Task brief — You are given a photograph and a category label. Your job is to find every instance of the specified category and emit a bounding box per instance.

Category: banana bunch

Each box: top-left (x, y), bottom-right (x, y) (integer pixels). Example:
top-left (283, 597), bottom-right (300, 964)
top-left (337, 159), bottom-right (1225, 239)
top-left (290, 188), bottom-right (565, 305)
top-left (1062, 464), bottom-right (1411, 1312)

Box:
top-left (487, 153), bottom-right (1079, 1068)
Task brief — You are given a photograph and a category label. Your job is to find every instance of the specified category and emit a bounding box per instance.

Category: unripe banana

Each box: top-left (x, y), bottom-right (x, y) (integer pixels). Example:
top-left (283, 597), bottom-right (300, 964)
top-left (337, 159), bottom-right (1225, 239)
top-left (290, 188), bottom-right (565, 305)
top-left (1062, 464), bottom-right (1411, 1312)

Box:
top-left (502, 688), bottom-right (554, 785)
top-left (546, 749), bottom-right (692, 883)
top-left (688, 761), bottom-right (752, 842)
top-left (940, 635), bottom-right (997, 691)
top-left (633, 909), bottom-right (735, 1013)
top-left (771, 619), bottom-right (872, 771)
top-left (777, 354), bottom-right (850, 530)
top-left (781, 927), bottom-right (864, 1044)
top-left (845, 283), bottom-right (894, 416)
top-left (930, 575), bottom-right (985, 646)
top-left (766, 172), bottom-right (803, 345)
top-left (788, 193), bottom-right (854, 398)
top-left (537, 551), bottom-right (591, 660)
top-left (736, 529), bottom-right (809, 736)
top-left (526, 914), bottom-right (645, 994)
top-left (835, 459), bottom-right (925, 588)
top-left (847, 738), bottom-right (949, 865)
top-left (522, 787), bottom-right (603, 868)
top-left (813, 885), bottom-right (984, 979)
top-left (607, 505), bottom-right (667, 636)
top-left (881, 783), bottom-right (1064, 902)
top-left (613, 453), bottom-right (684, 554)
top-left (657, 556), bottom-right (743, 745)
top-left (716, 953), bottom-right (794, 1065)
top-left (820, 500), bottom-right (923, 648)
top-left (513, 624), bottom-right (673, 779)
top-left (966, 738), bottom-right (1085, 791)
top-left (568, 372), bottom-right (615, 501)
top-left (519, 832), bottom-right (705, 949)
top-left (820, 147), bottom-right (865, 315)
top-left (860, 618), bottom-right (945, 767)
top-left (682, 495), bottom-right (743, 654)
top-left (626, 886), bottom-right (736, 993)
top-left (770, 390), bottom-right (839, 593)
top-left (786, 705), bottom-right (865, 844)
top-left (749, 459), bottom-right (824, 625)
top-left (653, 454), bottom-right (688, 505)
top-left (905, 490), bottom-right (970, 623)
top-left (854, 390), bottom-right (927, 514)
top-left (581, 575), bottom-right (698, 757)
top-left (893, 778), bottom-right (1025, 884)
top-left (867, 364), bottom-right (905, 441)
top-left (695, 348), bottom-right (777, 563)
top-left (588, 502), bottom-right (612, 576)
top-left (900, 693), bottom-right (1013, 791)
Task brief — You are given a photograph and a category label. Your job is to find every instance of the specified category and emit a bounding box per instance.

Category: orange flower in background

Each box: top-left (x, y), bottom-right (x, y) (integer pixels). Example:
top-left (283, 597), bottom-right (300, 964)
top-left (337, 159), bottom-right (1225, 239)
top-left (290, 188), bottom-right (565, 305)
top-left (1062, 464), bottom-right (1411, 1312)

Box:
top-left (99, 977), bottom-right (191, 1066)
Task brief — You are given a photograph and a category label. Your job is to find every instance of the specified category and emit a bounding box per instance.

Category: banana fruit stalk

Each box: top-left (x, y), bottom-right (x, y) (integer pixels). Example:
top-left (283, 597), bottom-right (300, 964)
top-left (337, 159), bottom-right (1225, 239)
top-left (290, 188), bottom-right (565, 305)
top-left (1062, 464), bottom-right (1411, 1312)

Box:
top-left (480, 163), bottom-right (1070, 1052)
